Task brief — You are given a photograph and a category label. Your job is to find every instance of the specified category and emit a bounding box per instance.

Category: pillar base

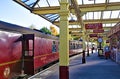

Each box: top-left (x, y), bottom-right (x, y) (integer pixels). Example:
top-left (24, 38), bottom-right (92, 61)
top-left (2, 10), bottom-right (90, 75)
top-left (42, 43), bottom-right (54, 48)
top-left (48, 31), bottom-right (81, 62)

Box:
top-left (82, 58), bottom-right (86, 64)
top-left (59, 66), bottom-right (69, 79)
top-left (82, 50), bottom-right (86, 64)
top-left (87, 50), bottom-right (90, 57)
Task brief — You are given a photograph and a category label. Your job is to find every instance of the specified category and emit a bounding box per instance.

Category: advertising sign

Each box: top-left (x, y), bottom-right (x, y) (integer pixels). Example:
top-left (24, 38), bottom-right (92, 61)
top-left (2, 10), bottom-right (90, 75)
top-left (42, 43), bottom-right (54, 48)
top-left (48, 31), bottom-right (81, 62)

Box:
top-left (93, 29), bottom-right (104, 33)
top-left (89, 34), bottom-right (98, 37)
top-left (85, 23), bottom-right (102, 29)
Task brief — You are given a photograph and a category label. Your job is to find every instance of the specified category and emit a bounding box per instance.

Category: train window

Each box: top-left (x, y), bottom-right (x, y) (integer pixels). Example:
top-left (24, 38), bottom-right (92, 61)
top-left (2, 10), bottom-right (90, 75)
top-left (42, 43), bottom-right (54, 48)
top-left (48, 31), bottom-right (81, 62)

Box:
top-left (70, 43), bottom-right (73, 49)
top-left (29, 40), bottom-right (33, 51)
top-left (25, 51), bottom-right (29, 56)
top-left (52, 41), bottom-right (57, 53)
top-left (23, 40), bottom-right (32, 56)
top-left (22, 34), bottom-right (34, 57)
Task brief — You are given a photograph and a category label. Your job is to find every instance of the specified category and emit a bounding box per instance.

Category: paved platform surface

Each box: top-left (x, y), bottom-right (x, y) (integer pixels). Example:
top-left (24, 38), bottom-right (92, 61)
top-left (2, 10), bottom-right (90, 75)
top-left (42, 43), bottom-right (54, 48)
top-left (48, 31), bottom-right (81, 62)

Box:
top-left (29, 52), bottom-right (120, 79)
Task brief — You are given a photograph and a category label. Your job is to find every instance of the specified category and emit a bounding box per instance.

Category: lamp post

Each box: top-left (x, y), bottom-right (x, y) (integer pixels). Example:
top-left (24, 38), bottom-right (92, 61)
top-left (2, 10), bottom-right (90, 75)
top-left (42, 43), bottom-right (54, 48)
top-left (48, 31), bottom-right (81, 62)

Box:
top-left (98, 37), bottom-right (103, 56)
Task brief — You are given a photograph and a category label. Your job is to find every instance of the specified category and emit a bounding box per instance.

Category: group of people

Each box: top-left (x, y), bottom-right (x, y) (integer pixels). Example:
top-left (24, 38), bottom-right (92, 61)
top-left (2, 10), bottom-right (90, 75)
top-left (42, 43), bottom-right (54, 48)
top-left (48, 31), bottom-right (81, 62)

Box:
top-left (103, 45), bottom-right (119, 60)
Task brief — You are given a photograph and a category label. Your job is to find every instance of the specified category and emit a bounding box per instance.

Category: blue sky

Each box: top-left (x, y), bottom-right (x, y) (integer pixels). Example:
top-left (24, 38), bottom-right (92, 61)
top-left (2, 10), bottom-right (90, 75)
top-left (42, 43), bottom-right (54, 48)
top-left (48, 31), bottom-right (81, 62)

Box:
top-left (0, 0), bottom-right (52, 29)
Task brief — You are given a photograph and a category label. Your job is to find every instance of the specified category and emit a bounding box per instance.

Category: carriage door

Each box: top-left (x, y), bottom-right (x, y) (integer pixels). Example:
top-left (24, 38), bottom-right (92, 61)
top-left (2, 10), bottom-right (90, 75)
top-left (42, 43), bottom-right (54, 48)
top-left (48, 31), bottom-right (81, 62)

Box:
top-left (22, 34), bottom-right (34, 75)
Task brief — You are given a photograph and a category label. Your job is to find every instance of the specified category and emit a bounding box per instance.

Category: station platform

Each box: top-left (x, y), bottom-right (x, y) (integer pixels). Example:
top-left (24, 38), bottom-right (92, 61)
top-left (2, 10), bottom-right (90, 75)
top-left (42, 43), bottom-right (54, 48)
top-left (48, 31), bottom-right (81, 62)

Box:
top-left (29, 52), bottom-right (120, 79)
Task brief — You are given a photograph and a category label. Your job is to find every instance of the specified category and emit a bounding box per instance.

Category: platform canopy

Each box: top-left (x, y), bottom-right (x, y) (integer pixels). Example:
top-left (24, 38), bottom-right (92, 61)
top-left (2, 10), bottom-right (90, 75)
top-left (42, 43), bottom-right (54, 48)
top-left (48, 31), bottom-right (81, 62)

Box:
top-left (13, 0), bottom-right (120, 39)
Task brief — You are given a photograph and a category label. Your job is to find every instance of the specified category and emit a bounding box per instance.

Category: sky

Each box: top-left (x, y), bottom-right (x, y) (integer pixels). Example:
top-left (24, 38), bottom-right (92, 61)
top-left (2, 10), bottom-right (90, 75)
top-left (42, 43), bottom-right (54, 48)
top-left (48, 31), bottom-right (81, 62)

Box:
top-left (0, 0), bottom-right (53, 30)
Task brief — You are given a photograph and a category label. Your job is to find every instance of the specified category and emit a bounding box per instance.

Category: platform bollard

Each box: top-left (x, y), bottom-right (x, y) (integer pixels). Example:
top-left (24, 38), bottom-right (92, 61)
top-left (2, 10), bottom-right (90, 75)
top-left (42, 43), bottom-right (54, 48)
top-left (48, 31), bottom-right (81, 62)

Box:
top-left (82, 50), bottom-right (86, 64)
top-left (92, 48), bottom-right (93, 54)
top-left (87, 49), bottom-right (90, 56)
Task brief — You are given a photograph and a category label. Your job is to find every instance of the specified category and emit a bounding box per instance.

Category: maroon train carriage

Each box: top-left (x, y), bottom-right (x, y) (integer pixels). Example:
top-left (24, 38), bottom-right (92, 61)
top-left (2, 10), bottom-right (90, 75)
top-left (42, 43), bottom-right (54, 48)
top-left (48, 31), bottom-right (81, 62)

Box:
top-left (0, 21), bottom-right (82, 79)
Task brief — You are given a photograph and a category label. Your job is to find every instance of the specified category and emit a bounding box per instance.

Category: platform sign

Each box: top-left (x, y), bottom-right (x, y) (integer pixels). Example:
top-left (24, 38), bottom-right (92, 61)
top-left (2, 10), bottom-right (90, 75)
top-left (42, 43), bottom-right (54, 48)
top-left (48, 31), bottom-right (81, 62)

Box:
top-left (85, 23), bottom-right (102, 29)
top-left (93, 29), bottom-right (104, 33)
top-left (89, 34), bottom-right (98, 37)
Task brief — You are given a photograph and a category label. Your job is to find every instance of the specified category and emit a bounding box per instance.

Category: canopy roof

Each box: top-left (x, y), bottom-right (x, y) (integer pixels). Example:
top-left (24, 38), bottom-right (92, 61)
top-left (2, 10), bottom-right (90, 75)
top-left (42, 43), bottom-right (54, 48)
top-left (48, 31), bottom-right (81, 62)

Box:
top-left (14, 0), bottom-right (120, 38)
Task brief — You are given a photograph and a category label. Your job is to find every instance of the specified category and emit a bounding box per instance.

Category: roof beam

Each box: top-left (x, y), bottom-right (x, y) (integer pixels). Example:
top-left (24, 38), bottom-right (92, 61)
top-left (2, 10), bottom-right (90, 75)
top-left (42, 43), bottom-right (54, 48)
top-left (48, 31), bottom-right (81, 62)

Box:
top-left (32, 2), bottom-right (120, 14)
top-left (71, 0), bottom-right (83, 26)
top-left (32, 6), bottom-right (60, 14)
top-left (75, 2), bottom-right (120, 12)
top-left (70, 32), bottom-right (107, 36)
top-left (54, 18), bottom-right (120, 26)
top-left (69, 27), bottom-right (112, 31)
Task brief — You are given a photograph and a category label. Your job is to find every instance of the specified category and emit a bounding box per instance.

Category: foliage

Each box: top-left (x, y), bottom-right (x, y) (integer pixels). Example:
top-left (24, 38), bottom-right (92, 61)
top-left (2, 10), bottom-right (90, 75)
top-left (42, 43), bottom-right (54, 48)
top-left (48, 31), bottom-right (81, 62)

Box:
top-left (29, 24), bottom-right (35, 29)
top-left (73, 37), bottom-right (80, 40)
top-left (39, 27), bottom-right (51, 34)
top-left (50, 25), bottom-right (58, 36)
top-left (71, 35), bottom-right (80, 40)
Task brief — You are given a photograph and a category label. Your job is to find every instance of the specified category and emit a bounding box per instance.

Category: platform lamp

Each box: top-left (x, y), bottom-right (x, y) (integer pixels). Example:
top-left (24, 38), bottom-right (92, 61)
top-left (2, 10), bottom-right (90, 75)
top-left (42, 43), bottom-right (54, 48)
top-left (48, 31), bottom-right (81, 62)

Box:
top-left (98, 37), bottom-right (103, 56)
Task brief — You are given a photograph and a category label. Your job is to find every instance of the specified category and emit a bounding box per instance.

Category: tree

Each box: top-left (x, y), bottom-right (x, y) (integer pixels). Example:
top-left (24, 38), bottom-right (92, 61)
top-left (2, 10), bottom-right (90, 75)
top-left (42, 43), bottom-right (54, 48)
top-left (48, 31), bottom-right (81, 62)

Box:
top-left (50, 25), bottom-right (58, 36)
top-left (39, 27), bottom-right (51, 34)
top-left (29, 24), bottom-right (35, 29)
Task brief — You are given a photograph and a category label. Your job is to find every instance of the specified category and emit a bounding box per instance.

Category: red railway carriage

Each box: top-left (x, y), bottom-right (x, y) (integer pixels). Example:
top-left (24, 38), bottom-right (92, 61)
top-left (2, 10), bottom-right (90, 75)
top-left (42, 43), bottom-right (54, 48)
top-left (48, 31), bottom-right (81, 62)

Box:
top-left (0, 21), bottom-right (82, 79)
top-left (0, 34), bottom-right (21, 79)
top-left (0, 33), bottom-right (59, 79)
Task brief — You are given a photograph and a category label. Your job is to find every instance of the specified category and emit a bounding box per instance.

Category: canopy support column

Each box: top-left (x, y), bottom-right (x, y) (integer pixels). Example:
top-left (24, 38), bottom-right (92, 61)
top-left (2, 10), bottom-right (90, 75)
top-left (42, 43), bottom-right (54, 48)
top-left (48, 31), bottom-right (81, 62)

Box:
top-left (59, 0), bottom-right (70, 79)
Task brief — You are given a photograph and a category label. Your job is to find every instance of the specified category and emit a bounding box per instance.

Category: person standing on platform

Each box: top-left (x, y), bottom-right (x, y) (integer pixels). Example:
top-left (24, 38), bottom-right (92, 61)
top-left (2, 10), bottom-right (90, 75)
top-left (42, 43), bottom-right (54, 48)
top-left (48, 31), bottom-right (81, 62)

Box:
top-left (104, 45), bottom-right (110, 59)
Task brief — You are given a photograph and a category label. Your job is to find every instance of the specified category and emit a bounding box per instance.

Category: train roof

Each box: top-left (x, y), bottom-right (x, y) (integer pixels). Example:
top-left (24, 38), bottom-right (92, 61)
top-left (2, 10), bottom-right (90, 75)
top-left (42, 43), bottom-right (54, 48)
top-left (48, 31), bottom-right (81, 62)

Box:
top-left (0, 21), bottom-right (58, 40)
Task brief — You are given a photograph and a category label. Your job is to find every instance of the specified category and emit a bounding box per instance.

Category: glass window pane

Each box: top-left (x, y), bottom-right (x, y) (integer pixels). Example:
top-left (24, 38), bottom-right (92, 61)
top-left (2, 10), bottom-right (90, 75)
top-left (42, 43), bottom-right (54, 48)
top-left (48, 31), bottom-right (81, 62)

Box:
top-left (69, 25), bottom-right (73, 28)
top-left (94, 12), bottom-right (101, 19)
top-left (84, 0), bottom-right (94, 4)
top-left (112, 23), bottom-right (116, 26)
top-left (109, 0), bottom-right (120, 3)
top-left (103, 11), bottom-right (111, 19)
top-left (48, 0), bottom-right (60, 6)
top-left (82, 14), bottom-right (86, 20)
top-left (77, 0), bottom-right (83, 5)
top-left (95, 0), bottom-right (106, 4)
top-left (87, 12), bottom-right (93, 19)
top-left (103, 24), bottom-right (106, 27)
top-left (38, 0), bottom-right (49, 7)
top-left (106, 24), bottom-right (111, 27)
top-left (111, 10), bottom-right (120, 18)
top-left (21, 0), bottom-right (37, 7)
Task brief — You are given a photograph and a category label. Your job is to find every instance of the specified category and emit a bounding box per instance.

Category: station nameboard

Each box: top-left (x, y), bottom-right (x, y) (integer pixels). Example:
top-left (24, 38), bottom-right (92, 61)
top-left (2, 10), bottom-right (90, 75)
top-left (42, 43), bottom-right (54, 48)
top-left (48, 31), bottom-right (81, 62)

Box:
top-left (93, 29), bottom-right (104, 33)
top-left (85, 23), bottom-right (102, 29)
